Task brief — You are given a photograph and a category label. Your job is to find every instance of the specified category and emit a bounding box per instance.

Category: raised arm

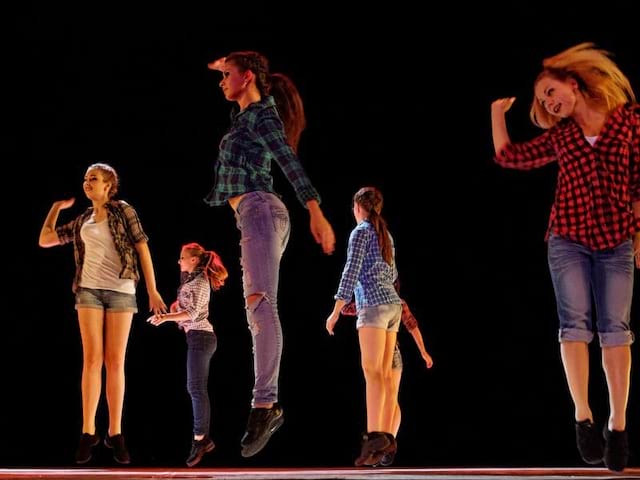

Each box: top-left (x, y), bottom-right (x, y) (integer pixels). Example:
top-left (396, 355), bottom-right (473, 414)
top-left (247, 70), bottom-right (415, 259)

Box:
top-left (491, 97), bottom-right (516, 154)
top-left (39, 198), bottom-right (75, 247)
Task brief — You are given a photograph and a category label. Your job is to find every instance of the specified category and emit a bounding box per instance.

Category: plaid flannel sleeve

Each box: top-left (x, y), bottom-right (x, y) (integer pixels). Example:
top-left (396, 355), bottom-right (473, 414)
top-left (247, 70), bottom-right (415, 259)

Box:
top-left (255, 115), bottom-right (321, 206)
top-left (335, 228), bottom-right (368, 301)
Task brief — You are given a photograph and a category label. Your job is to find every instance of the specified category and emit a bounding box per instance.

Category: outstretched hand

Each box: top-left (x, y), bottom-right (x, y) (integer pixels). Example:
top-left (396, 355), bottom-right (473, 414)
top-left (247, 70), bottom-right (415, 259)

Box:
top-left (207, 57), bottom-right (226, 71)
top-left (54, 198), bottom-right (76, 210)
top-left (491, 97), bottom-right (516, 115)
top-left (147, 313), bottom-right (168, 326)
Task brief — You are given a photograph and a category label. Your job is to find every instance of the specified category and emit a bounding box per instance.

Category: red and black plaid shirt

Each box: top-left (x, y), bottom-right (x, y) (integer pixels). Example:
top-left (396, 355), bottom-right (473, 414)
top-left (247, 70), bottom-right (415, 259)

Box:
top-left (496, 103), bottom-right (640, 251)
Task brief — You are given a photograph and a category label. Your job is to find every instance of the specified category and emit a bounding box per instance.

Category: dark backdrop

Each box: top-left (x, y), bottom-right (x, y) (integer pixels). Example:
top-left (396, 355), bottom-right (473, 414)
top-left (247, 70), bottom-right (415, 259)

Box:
top-left (4, 1), bottom-right (640, 469)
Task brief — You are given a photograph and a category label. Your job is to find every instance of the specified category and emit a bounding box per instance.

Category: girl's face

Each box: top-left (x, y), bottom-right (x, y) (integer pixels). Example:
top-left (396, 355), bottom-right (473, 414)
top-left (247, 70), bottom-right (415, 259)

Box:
top-left (178, 249), bottom-right (198, 273)
top-left (534, 76), bottom-right (578, 118)
top-left (83, 168), bottom-right (111, 202)
top-left (219, 61), bottom-right (248, 101)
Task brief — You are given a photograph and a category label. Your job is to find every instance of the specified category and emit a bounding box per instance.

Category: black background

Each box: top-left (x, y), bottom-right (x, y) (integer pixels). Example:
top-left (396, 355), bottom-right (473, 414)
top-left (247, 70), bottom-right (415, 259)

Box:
top-left (4, 1), bottom-right (640, 469)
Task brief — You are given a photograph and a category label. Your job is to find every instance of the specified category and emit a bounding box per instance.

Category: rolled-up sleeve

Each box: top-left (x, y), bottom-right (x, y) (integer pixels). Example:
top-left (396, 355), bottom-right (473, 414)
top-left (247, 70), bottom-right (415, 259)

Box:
top-left (495, 130), bottom-right (557, 170)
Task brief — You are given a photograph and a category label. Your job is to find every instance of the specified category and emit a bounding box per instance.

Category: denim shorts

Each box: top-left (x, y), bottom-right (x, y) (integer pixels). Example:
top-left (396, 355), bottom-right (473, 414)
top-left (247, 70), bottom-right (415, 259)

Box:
top-left (356, 303), bottom-right (402, 332)
top-left (547, 233), bottom-right (635, 347)
top-left (75, 287), bottom-right (138, 313)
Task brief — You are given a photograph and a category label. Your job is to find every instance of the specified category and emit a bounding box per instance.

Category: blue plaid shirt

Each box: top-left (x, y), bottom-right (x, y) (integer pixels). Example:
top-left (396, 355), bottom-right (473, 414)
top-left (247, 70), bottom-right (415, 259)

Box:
top-left (204, 96), bottom-right (321, 207)
top-left (335, 220), bottom-right (401, 309)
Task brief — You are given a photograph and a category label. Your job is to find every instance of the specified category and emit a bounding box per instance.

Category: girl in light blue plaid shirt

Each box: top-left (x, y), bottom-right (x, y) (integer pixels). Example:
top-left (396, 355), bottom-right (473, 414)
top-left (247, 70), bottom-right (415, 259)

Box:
top-left (326, 186), bottom-right (402, 467)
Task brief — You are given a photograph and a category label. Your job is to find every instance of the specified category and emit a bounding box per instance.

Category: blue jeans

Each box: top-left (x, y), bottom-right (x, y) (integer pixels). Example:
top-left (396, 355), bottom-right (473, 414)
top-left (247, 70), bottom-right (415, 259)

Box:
top-left (186, 330), bottom-right (217, 436)
top-left (235, 191), bottom-right (291, 406)
top-left (547, 233), bottom-right (635, 346)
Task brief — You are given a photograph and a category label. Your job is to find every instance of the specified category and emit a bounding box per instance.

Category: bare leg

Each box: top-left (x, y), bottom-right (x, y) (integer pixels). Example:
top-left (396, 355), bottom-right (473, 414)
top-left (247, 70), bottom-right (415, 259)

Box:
top-left (77, 308), bottom-right (105, 434)
top-left (560, 341), bottom-right (592, 422)
top-left (358, 327), bottom-right (388, 432)
top-left (602, 345), bottom-right (631, 431)
top-left (389, 368), bottom-right (402, 436)
top-left (381, 332), bottom-right (397, 433)
top-left (104, 311), bottom-right (133, 436)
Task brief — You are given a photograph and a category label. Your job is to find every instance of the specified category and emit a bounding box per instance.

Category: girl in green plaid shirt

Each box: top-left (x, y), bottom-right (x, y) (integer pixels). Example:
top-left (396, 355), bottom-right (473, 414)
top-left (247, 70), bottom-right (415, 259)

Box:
top-left (206, 51), bottom-right (335, 458)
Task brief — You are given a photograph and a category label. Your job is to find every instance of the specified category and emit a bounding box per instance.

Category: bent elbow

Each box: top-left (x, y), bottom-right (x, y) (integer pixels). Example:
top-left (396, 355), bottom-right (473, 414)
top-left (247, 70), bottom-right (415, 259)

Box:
top-left (39, 234), bottom-right (59, 248)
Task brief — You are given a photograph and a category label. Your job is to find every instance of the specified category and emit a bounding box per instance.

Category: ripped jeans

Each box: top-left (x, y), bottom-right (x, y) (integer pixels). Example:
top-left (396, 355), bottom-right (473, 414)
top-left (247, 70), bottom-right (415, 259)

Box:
top-left (235, 191), bottom-right (291, 405)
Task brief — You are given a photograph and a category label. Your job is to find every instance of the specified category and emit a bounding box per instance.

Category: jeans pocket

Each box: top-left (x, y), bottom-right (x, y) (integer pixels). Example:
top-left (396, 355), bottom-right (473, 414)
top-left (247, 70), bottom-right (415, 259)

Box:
top-left (270, 206), bottom-right (290, 238)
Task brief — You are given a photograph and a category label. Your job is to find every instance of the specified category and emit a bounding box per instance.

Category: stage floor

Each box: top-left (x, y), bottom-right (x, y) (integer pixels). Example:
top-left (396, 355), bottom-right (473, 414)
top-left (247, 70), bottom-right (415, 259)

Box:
top-left (1, 467), bottom-right (639, 480)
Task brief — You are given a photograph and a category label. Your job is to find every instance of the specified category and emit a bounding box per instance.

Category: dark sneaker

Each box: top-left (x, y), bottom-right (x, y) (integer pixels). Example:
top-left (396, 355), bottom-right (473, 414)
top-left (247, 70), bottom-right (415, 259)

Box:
top-left (377, 434), bottom-right (397, 467)
top-left (75, 433), bottom-right (100, 464)
top-left (104, 433), bottom-right (131, 464)
top-left (575, 420), bottom-right (603, 465)
top-left (240, 404), bottom-right (284, 458)
top-left (186, 436), bottom-right (215, 467)
top-left (603, 428), bottom-right (629, 472)
top-left (354, 431), bottom-right (390, 467)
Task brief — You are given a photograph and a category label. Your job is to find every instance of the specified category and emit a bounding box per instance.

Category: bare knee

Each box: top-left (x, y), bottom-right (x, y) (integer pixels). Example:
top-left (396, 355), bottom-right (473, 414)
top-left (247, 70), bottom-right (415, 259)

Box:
top-left (361, 362), bottom-right (383, 379)
top-left (83, 355), bottom-right (103, 373)
top-left (104, 355), bottom-right (125, 374)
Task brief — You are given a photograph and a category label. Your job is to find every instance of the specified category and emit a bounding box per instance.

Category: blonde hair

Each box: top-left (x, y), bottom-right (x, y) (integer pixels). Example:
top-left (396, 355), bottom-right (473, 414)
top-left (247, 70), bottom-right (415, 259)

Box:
top-left (530, 42), bottom-right (635, 129)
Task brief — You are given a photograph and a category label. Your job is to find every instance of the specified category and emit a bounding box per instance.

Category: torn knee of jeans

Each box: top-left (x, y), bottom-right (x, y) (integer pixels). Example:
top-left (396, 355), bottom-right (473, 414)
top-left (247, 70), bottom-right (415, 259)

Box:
top-left (246, 292), bottom-right (267, 335)
top-left (245, 292), bottom-right (267, 313)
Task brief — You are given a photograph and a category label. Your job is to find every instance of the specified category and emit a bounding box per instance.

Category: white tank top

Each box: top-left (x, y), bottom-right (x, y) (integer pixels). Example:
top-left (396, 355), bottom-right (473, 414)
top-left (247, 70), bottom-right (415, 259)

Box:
top-left (79, 217), bottom-right (135, 294)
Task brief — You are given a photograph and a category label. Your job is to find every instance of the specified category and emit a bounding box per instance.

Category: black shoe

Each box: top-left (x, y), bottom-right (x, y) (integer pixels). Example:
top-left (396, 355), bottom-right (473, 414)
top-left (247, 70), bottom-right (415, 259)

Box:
top-left (603, 428), bottom-right (629, 472)
top-left (575, 420), bottom-right (603, 465)
top-left (379, 448), bottom-right (396, 467)
top-left (354, 431), bottom-right (390, 467)
top-left (75, 433), bottom-right (100, 464)
top-left (240, 404), bottom-right (284, 457)
top-left (104, 433), bottom-right (131, 464)
top-left (377, 434), bottom-right (397, 467)
top-left (186, 436), bottom-right (215, 467)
